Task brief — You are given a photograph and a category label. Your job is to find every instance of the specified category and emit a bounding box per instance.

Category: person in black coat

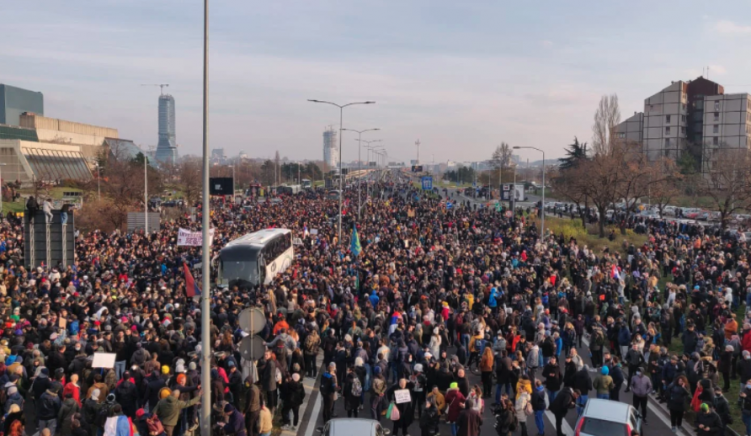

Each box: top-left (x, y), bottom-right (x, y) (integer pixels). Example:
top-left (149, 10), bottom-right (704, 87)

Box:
top-left (26, 196), bottom-right (39, 223)
top-left (114, 372), bottom-right (139, 418)
top-left (696, 402), bottom-right (723, 436)
top-left (666, 376), bottom-right (691, 432)
top-left (542, 357), bottom-right (562, 402)
top-left (419, 397), bottom-right (439, 436)
top-left (572, 366), bottom-right (593, 415)
top-left (548, 387), bottom-right (579, 436)
top-left (279, 373), bottom-right (305, 429)
top-left (562, 356), bottom-right (577, 388)
top-left (608, 358), bottom-right (625, 401)
top-left (387, 379), bottom-right (415, 436)
top-left (343, 367), bottom-right (361, 418)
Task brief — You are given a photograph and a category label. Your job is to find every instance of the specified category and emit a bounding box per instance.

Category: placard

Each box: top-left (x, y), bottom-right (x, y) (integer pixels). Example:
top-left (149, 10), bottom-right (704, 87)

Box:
top-left (394, 389), bottom-right (411, 404)
top-left (310, 229), bottom-right (319, 235)
top-left (91, 352), bottom-right (117, 369)
top-left (177, 228), bottom-right (216, 246)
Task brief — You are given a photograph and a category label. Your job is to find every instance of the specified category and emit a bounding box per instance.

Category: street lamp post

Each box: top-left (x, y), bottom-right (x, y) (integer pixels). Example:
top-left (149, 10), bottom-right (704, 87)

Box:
top-left (144, 154), bottom-right (148, 234)
top-left (308, 100), bottom-right (375, 243)
top-left (342, 128), bottom-right (379, 220)
top-left (200, 1), bottom-right (211, 436)
top-left (513, 146), bottom-right (545, 238)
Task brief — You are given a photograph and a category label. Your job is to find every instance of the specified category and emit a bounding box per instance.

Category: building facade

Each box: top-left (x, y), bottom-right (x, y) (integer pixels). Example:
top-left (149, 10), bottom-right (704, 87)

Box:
top-left (614, 77), bottom-right (751, 171)
top-left (323, 127), bottom-right (338, 170)
top-left (155, 94), bottom-right (177, 164)
top-left (0, 84), bottom-right (44, 127)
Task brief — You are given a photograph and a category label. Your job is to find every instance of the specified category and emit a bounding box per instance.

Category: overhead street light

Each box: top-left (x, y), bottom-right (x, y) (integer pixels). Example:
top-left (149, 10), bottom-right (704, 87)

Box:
top-left (513, 146), bottom-right (545, 238)
top-left (343, 128), bottom-right (380, 219)
top-left (308, 100), bottom-right (375, 243)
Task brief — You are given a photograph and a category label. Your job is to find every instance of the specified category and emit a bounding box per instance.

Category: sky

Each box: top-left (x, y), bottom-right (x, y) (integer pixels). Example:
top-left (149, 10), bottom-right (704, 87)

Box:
top-left (4, 0), bottom-right (751, 164)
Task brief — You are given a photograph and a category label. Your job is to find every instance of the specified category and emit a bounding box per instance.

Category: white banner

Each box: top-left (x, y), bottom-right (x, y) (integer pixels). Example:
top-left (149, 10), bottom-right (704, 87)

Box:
top-left (177, 228), bottom-right (215, 246)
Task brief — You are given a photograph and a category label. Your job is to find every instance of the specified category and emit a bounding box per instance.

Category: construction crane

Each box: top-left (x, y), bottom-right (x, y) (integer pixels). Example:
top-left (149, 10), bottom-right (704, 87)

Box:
top-left (141, 84), bottom-right (169, 95)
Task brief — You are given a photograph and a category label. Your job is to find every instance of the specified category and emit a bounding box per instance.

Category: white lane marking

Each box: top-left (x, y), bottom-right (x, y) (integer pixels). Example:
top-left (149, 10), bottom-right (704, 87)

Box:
top-left (581, 337), bottom-right (696, 436)
top-left (303, 385), bottom-right (323, 436)
top-left (544, 393), bottom-right (575, 436)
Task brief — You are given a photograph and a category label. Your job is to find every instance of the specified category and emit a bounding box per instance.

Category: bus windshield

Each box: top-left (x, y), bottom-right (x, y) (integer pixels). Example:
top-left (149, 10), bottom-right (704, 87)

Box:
top-left (220, 259), bottom-right (258, 287)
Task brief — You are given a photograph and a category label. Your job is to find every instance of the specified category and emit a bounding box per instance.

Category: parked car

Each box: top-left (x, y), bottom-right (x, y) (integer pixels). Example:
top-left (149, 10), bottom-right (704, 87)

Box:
top-left (319, 418), bottom-right (389, 436)
top-left (574, 398), bottom-right (642, 436)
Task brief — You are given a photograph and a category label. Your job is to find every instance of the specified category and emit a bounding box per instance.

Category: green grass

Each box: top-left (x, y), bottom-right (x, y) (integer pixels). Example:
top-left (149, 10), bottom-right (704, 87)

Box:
top-left (540, 216), bottom-right (648, 255)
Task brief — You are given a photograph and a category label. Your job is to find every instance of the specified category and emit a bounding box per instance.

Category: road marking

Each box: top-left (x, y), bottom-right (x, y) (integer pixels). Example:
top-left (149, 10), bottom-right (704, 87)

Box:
top-left (581, 337), bottom-right (696, 436)
top-left (544, 395), bottom-right (575, 436)
top-left (303, 384), bottom-right (323, 436)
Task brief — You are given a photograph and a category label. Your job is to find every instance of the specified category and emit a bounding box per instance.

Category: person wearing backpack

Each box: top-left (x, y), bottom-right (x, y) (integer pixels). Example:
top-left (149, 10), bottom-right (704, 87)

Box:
top-left (303, 329), bottom-right (321, 378)
top-left (457, 399), bottom-right (483, 436)
top-left (493, 399), bottom-right (514, 436)
top-left (514, 389), bottom-right (532, 436)
top-left (344, 365), bottom-right (362, 418)
top-left (370, 366), bottom-right (387, 421)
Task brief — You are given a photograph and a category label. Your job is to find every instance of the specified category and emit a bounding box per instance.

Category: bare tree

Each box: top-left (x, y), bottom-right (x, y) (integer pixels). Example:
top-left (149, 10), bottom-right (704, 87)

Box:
top-left (178, 157), bottom-right (203, 205)
top-left (491, 142), bottom-right (513, 188)
top-left (592, 94), bottom-right (621, 156)
top-left (648, 159), bottom-right (682, 218)
top-left (694, 147), bottom-right (751, 230)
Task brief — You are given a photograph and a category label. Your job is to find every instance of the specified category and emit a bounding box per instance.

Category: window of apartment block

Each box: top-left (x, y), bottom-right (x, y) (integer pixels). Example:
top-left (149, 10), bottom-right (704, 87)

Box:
top-left (713, 125), bottom-right (719, 133)
top-left (617, 133), bottom-right (625, 139)
top-left (681, 127), bottom-right (686, 134)
top-left (666, 115), bottom-right (671, 123)
top-left (681, 115), bottom-right (686, 123)
top-left (714, 112), bottom-right (720, 121)
top-left (715, 101), bottom-right (721, 111)
top-left (665, 127), bottom-right (671, 134)
top-left (713, 137), bottom-right (719, 145)
top-left (665, 138), bottom-right (671, 147)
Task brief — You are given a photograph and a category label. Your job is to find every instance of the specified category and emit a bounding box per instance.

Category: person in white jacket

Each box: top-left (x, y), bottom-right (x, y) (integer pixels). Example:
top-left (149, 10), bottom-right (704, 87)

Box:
top-left (42, 198), bottom-right (53, 224)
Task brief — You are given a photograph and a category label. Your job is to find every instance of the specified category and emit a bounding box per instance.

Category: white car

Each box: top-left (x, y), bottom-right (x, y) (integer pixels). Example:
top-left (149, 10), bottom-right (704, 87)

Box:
top-left (575, 398), bottom-right (642, 436)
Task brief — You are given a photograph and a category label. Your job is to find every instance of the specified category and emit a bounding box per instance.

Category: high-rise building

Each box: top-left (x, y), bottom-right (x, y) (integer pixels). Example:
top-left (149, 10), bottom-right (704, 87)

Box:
top-left (155, 94), bottom-right (177, 164)
top-left (323, 127), bottom-right (338, 170)
top-left (0, 84), bottom-right (44, 126)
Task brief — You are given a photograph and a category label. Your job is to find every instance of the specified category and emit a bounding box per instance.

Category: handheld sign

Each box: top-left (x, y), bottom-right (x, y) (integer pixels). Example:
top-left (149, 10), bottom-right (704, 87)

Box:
top-left (395, 389), bottom-right (412, 404)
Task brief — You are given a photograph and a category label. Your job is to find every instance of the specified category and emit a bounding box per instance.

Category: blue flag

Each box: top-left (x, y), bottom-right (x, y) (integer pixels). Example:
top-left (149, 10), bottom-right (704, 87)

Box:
top-left (351, 224), bottom-right (362, 257)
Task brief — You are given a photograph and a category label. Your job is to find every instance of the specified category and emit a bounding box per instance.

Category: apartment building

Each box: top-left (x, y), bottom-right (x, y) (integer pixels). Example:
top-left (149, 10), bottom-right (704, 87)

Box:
top-left (614, 76), bottom-right (751, 171)
top-left (701, 93), bottom-right (751, 172)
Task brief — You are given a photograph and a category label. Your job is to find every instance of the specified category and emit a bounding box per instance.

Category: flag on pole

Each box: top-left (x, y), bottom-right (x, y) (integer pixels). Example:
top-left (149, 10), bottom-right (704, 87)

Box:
top-left (351, 225), bottom-right (362, 257)
top-left (183, 262), bottom-right (202, 298)
top-left (610, 264), bottom-right (620, 280)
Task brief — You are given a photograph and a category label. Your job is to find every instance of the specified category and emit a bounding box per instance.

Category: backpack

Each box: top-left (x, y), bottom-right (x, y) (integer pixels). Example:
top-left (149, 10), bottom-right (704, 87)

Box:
top-left (96, 404), bottom-right (112, 428)
top-left (510, 413), bottom-right (519, 432)
top-left (304, 333), bottom-right (318, 352)
top-left (351, 377), bottom-right (363, 397)
top-left (146, 414), bottom-right (166, 436)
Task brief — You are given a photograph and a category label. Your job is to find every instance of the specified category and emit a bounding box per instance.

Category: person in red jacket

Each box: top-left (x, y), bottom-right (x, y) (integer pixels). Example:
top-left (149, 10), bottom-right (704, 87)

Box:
top-left (741, 324), bottom-right (751, 353)
top-left (63, 373), bottom-right (81, 406)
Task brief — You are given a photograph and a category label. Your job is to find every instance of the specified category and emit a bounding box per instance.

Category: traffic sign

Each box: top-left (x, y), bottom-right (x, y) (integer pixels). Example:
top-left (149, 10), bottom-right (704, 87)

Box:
top-left (421, 176), bottom-right (433, 191)
top-left (446, 201), bottom-right (453, 210)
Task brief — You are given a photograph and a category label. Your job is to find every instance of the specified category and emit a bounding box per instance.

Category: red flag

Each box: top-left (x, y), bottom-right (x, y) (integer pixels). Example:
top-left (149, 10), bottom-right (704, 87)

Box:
top-left (183, 262), bottom-right (201, 298)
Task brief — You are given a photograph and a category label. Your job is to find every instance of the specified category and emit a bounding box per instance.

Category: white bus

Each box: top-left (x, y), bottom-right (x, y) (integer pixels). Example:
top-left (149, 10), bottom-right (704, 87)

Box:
top-left (217, 228), bottom-right (294, 288)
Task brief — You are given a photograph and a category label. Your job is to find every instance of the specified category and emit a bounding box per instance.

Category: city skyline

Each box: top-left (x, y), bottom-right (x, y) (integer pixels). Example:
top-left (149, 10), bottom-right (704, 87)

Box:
top-left (4, 1), bottom-right (751, 163)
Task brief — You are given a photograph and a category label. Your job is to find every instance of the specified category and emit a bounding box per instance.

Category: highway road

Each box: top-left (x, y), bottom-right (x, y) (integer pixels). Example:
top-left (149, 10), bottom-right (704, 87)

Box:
top-left (302, 335), bottom-right (695, 436)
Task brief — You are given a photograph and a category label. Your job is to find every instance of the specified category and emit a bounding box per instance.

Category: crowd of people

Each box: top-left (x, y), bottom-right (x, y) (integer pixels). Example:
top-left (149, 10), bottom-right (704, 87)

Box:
top-left (0, 174), bottom-right (749, 436)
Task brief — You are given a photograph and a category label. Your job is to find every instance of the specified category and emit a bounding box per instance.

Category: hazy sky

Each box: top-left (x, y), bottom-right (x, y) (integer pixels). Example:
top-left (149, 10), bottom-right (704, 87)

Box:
top-left (4, 1), bottom-right (751, 163)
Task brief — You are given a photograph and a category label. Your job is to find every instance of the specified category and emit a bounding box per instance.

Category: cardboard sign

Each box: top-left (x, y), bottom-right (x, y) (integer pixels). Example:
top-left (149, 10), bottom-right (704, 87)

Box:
top-left (91, 352), bottom-right (117, 369)
top-left (394, 389), bottom-right (411, 404)
top-left (310, 229), bottom-right (319, 235)
top-left (59, 318), bottom-right (67, 329)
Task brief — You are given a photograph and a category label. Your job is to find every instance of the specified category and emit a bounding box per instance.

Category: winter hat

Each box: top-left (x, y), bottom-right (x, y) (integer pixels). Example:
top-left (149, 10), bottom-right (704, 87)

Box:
top-left (700, 403), bottom-right (709, 412)
top-left (292, 373), bottom-right (300, 382)
top-left (601, 366), bottom-right (609, 376)
top-left (414, 364), bottom-right (423, 372)
top-left (373, 366), bottom-right (381, 375)
top-left (175, 364), bottom-right (186, 373)
top-left (354, 357), bottom-right (364, 367)
top-left (135, 409), bottom-right (145, 419)
top-left (450, 382), bottom-right (458, 389)
top-left (189, 362), bottom-right (197, 371)
top-left (161, 365), bottom-right (170, 375)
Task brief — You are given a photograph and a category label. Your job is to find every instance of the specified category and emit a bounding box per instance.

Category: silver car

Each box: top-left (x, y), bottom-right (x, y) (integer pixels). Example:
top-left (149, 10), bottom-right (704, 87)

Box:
top-left (319, 418), bottom-right (389, 436)
top-left (575, 398), bottom-right (643, 436)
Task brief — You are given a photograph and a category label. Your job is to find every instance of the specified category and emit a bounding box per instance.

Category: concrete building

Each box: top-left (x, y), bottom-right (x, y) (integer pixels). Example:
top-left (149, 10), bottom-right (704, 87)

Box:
top-left (323, 127), bottom-right (338, 170)
top-left (0, 113), bottom-right (121, 183)
top-left (615, 77), bottom-right (742, 169)
top-left (155, 94), bottom-right (178, 165)
top-left (0, 84), bottom-right (44, 126)
top-left (615, 112), bottom-right (644, 144)
top-left (701, 93), bottom-right (751, 172)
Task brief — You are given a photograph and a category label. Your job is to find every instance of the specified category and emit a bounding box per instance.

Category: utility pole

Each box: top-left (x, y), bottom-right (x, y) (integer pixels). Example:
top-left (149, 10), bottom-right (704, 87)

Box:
top-left (415, 139), bottom-right (421, 164)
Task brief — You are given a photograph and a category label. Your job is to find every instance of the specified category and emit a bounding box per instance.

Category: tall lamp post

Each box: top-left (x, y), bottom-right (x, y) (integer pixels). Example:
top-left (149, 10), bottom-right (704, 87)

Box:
top-left (342, 128), bottom-right (379, 219)
top-left (308, 99), bottom-right (375, 243)
top-left (200, 0), bottom-right (211, 436)
top-left (513, 146), bottom-right (545, 238)
top-left (0, 163), bottom-right (7, 215)
top-left (364, 143), bottom-right (383, 198)
top-left (143, 155), bottom-right (148, 234)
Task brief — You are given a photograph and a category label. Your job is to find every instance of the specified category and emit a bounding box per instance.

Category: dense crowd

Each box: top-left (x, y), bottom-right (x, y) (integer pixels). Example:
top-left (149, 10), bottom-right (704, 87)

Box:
top-left (1, 175), bottom-right (751, 436)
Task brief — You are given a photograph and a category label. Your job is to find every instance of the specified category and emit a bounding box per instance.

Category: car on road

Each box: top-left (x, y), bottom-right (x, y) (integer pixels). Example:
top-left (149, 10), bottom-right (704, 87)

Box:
top-left (574, 398), bottom-right (642, 436)
top-left (319, 418), bottom-right (389, 436)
